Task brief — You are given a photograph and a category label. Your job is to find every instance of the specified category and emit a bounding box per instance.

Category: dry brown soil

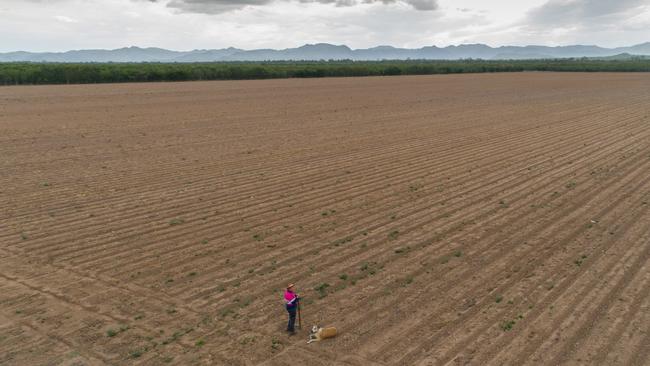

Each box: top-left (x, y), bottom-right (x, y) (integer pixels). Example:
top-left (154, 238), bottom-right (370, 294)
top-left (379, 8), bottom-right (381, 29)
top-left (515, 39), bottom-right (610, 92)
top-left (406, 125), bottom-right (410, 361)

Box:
top-left (1, 73), bottom-right (649, 365)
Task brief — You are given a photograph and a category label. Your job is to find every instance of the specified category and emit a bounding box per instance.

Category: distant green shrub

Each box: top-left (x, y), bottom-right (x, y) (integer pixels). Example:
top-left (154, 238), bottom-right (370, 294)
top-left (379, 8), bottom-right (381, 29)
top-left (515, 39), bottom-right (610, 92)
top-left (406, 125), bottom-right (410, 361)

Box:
top-left (2, 59), bottom-right (649, 85)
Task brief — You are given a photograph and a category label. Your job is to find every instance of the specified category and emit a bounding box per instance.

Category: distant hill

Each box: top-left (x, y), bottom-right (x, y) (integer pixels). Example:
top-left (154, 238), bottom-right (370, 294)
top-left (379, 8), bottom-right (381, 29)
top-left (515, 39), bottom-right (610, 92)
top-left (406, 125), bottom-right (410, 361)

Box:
top-left (589, 53), bottom-right (650, 61)
top-left (2, 42), bottom-right (650, 62)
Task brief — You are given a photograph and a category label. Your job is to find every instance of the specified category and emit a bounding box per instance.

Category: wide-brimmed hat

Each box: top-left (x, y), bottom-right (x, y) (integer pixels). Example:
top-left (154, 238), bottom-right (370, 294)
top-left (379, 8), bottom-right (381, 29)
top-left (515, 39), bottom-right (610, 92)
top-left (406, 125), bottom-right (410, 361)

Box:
top-left (287, 283), bottom-right (295, 289)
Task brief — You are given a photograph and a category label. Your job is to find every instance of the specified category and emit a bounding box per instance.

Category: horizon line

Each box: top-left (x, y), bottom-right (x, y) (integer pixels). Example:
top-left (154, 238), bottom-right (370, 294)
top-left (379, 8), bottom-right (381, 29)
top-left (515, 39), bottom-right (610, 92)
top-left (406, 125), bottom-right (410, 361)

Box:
top-left (3, 41), bottom-right (649, 54)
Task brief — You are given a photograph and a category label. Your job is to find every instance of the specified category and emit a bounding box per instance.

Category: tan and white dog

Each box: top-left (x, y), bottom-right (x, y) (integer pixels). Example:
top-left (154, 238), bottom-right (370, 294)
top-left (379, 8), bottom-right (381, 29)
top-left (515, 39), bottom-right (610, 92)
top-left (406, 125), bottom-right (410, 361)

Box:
top-left (307, 325), bottom-right (337, 344)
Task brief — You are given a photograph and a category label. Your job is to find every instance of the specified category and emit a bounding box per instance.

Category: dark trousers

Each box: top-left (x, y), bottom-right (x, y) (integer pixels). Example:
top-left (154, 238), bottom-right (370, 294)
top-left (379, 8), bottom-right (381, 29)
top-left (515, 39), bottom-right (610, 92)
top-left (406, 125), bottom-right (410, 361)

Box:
top-left (286, 305), bottom-right (297, 332)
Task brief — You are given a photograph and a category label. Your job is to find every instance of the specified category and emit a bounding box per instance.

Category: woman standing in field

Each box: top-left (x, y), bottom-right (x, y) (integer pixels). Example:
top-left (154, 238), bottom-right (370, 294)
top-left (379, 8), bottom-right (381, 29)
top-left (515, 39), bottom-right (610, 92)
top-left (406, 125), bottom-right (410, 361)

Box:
top-left (284, 284), bottom-right (299, 335)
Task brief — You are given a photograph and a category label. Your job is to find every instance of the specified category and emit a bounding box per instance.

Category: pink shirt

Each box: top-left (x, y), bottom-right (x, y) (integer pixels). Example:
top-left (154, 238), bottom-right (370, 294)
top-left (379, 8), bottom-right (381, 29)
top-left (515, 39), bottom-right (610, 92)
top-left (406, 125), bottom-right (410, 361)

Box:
top-left (284, 290), bottom-right (297, 306)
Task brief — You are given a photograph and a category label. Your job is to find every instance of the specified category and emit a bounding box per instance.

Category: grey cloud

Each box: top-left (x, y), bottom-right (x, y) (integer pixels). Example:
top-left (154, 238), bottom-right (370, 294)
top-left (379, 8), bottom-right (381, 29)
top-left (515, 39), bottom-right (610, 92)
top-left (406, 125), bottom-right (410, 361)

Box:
top-left (404, 0), bottom-right (436, 11)
top-left (164, 0), bottom-right (438, 13)
top-left (527, 0), bottom-right (647, 26)
top-left (360, 0), bottom-right (437, 10)
top-left (298, 0), bottom-right (357, 7)
top-left (165, 0), bottom-right (271, 13)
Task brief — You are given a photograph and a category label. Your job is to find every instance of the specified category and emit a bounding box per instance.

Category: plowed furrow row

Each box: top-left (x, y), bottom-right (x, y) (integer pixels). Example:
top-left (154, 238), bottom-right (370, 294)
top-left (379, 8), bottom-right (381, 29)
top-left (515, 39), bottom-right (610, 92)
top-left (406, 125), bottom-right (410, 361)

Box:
top-left (3, 98), bottom-right (606, 236)
top-left (587, 272), bottom-right (650, 364)
top-left (432, 180), bottom-right (650, 365)
top-left (256, 159), bottom-right (638, 364)
top-left (0, 248), bottom-right (214, 364)
top-left (333, 144), bottom-right (650, 362)
top-left (546, 253), bottom-right (650, 365)
top-left (622, 323), bottom-right (650, 366)
top-left (176, 118), bottom-right (650, 306)
top-left (379, 158), bottom-right (650, 363)
top-left (519, 221), bottom-right (650, 365)
top-left (148, 129), bottom-right (636, 300)
top-left (15, 106), bottom-right (612, 266)
top-left (3, 94), bottom-right (624, 227)
top-left (100, 113), bottom-right (624, 284)
top-left (190, 145), bottom-right (644, 358)
top-left (59, 108), bottom-right (644, 284)
top-left (3, 116), bottom-right (528, 238)
top-left (1, 101), bottom-right (521, 202)
top-left (0, 92), bottom-right (568, 165)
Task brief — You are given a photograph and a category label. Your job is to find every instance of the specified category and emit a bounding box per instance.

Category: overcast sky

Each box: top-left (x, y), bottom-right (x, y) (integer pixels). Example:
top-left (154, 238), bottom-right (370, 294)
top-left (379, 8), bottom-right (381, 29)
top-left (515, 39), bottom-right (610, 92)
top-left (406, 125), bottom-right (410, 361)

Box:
top-left (1, 0), bottom-right (649, 52)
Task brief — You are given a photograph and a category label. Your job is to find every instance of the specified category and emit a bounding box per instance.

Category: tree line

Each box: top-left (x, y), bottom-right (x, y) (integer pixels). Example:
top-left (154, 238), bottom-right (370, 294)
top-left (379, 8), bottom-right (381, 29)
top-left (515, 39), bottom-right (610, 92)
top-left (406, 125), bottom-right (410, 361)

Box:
top-left (1, 59), bottom-right (649, 85)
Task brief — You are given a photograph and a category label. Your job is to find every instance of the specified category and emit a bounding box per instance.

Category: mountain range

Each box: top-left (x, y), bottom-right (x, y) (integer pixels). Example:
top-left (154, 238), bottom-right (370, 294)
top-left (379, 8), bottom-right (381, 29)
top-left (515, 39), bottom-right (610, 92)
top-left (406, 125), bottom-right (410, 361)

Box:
top-left (2, 43), bottom-right (650, 63)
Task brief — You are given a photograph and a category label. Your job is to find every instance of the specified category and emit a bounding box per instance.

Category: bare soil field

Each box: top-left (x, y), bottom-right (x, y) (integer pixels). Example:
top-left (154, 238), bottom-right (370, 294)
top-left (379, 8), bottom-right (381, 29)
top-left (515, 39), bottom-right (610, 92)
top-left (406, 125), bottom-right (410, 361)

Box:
top-left (1, 73), bottom-right (649, 365)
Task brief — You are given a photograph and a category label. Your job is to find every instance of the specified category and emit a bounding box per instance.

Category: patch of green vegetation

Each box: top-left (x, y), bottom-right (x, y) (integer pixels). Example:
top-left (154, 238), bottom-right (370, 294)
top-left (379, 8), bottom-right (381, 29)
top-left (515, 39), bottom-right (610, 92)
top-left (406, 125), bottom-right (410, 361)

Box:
top-left (332, 236), bottom-right (353, 246)
top-left (388, 230), bottom-right (400, 240)
top-left (130, 349), bottom-right (143, 359)
top-left (219, 308), bottom-right (235, 318)
top-left (240, 298), bottom-right (252, 307)
top-left (321, 209), bottom-right (336, 217)
top-left (169, 218), bottom-right (184, 226)
top-left (453, 250), bottom-right (462, 257)
top-left (162, 356), bottom-right (174, 363)
top-left (162, 328), bottom-right (193, 345)
top-left (574, 256), bottom-right (586, 266)
top-left (409, 183), bottom-right (423, 192)
top-left (240, 336), bottom-right (256, 345)
top-left (495, 295), bottom-right (503, 303)
top-left (6, 60), bottom-right (650, 86)
top-left (271, 338), bottom-right (282, 350)
top-left (500, 320), bottom-right (516, 331)
top-left (106, 325), bottom-right (130, 338)
top-left (394, 246), bottom-right (410, 254)
top-left (195, 339), bottom-right (205, 347)
top-left (339, 274), bottom-right (348, 280)
top-left (314, 283), bottom-right (331, 298)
